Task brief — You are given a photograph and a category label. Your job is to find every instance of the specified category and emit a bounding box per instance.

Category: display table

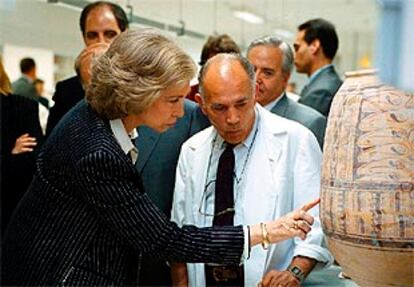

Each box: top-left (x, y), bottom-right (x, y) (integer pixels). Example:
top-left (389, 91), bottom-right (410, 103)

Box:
top-left (304, 265), bottom-right (358, 286)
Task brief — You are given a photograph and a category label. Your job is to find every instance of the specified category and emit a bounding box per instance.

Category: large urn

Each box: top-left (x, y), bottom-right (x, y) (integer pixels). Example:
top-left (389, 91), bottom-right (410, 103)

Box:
top-left (320, 70), bottom-right (414, 287)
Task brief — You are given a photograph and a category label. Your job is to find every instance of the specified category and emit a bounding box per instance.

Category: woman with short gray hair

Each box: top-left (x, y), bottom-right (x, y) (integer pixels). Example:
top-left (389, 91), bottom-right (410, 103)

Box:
top-left (87, 29), bottom-right (197, 119)
top-left (2, 29), bottom-right (318, 286)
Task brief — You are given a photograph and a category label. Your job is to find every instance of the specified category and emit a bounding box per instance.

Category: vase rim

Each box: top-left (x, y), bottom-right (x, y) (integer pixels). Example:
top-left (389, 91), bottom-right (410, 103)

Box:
top-left (345, 69), bottom-right (378, 78)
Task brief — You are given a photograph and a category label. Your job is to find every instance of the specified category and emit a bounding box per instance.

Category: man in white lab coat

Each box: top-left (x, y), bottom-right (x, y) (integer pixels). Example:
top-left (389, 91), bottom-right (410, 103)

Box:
top-left (171, 54), bottom-right (332, 287)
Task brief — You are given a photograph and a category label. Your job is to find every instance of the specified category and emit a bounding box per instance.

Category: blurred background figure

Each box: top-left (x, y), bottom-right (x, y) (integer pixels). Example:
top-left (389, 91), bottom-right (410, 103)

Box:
top-left (186, 34), bottom-right (241, 102)
top-left (294, 18), bottom-right (342, 117)
top-left (32, 78), bottom-right (50, 135)
top-left (286, 82), bottom-right (300, 102)
top-left (376, 0), bottom-right (414, 92)
top-left (11, 57), bottom-right (39, 102)
top-left (33, 78), bottom-right (50, 109)
top-left (286, 82), bottom-right (297, 94)
top-left (1, 58), bottom-right (44, 234)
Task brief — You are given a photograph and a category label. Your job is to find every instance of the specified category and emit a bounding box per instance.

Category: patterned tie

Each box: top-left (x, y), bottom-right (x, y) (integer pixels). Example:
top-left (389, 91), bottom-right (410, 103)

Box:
top-left (213, 143), bottom-right (235, 226)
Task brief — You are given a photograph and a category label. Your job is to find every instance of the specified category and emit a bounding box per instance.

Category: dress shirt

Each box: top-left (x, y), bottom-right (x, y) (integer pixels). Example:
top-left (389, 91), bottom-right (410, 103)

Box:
top-left (110, 119), bottom-right (138, 164)
top-left (203, 108), bottom-right (260, 262)
top-left (205, 109), bottom-right (259, 205)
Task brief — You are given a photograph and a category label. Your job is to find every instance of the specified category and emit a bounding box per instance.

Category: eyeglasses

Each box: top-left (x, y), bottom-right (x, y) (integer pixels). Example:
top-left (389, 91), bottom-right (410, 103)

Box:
top-left (198, 179), bottom-right (235, 217)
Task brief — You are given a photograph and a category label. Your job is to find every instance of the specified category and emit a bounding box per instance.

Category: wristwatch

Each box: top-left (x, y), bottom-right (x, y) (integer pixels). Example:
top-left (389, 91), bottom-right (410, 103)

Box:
top-left (287, 265), bottom-right (305, 283)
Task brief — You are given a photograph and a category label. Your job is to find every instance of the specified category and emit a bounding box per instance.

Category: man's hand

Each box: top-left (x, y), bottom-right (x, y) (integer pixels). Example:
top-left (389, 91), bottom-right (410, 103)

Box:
top-left (258, 256), bottom-right (317, 287)
top-left (258, 270), bottom-right (300, 287)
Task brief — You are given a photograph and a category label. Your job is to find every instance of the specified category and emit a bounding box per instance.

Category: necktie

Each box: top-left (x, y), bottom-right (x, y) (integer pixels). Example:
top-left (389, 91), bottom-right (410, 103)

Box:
top-left (213, 143), bottom-right (235, 226)
top-left (206, 143), bottom-right (244, 286)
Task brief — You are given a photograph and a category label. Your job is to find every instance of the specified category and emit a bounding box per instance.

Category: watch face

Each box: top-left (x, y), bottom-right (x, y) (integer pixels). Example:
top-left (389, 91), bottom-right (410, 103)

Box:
top-left (291, 266), bottom-right (301, 276)
top-left (288, 265), bottom-right (305, 282)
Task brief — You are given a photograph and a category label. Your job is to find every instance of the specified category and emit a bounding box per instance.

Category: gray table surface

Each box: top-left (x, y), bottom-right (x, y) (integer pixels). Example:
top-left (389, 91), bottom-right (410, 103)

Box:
top-left (304, 265), bottom-right (359, 286)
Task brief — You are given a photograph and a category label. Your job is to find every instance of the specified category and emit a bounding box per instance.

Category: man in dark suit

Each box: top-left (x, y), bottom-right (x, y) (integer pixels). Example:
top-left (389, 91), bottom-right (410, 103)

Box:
top-left (12, 58), bottom-right (38, 102)
top-left (1, 29), bottom-right (315, 287)
top-left (135, 99), bottom-right (210, 285)
top-left (46, 1), bottom-right (128, 136)
top-left (247, 35), bottom-right (326, 148)
top-left (294, 18), bottom-right (342, 117)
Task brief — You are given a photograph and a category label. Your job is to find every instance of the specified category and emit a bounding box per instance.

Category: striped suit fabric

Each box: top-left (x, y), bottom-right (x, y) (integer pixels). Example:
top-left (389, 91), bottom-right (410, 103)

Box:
top-left (1, 100), bottom-right (244, 286)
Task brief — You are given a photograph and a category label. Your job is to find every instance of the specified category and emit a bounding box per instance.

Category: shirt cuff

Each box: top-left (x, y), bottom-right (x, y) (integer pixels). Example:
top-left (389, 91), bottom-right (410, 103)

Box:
top-left (240, 225), bottom-right (251, 264)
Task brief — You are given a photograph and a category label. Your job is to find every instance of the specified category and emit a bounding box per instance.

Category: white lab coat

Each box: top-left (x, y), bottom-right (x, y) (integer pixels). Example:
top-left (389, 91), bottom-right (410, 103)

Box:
top-left (171, 105), bottom-right (333, 286)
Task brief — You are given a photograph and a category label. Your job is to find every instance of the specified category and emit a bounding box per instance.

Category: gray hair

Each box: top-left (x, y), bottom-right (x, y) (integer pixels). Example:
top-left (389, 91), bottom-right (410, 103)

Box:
top-left (198, 53), bottom-right (256, 98)
top-left (86, 29), bottom-right (197, 120)
top-left (247, 35), bottom-right (294, 75)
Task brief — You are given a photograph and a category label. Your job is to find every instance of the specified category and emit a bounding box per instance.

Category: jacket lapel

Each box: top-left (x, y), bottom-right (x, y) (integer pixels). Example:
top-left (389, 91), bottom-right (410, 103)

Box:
top-left (270, 94), bottom-right (289, 117)
top-left (135, 126), bottom-right (160, 173)
top-left (243, 106), bottom-right (287, 285)
top-left (187, 128), bottom-right (217, 226)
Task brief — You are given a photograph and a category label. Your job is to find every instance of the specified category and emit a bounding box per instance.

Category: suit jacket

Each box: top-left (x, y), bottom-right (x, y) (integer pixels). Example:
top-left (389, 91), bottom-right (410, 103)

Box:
top-left (2, 101), bottom-right (245, 286)
top-left (11, 76), bottom-right (38, 102)
top-left (298, 65), bottom-right (342, 117)
top-left (271, 94), bottom-right (326, 148)
top-left (136, 99), bottom-right (210, 285)
top-left (172, 105), bottom-right (333, 286)
top-left (136, 100), bottom-right (209, 217)
top-left (46, 75), bottom-right (84, 136)
top-left (1, 94), bottom-right (44, 233)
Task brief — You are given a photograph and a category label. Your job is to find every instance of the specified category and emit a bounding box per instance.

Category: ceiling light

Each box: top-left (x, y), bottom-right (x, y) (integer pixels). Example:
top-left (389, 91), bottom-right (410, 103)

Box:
top-left (233, 11), bottom-right (264, 24)
top-left (274, 29), bottom-right (294, 39)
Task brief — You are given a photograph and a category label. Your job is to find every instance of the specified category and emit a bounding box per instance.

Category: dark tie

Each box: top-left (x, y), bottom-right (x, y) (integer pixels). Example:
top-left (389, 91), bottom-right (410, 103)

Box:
top-left (213, 143), bottom-right (235, 226)
top-left (206, 143), bottom-right (244, 286)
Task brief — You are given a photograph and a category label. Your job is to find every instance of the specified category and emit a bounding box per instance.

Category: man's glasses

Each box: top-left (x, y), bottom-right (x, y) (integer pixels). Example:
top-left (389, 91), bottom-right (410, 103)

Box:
top-left (198, 179), bottom-right (235, 217)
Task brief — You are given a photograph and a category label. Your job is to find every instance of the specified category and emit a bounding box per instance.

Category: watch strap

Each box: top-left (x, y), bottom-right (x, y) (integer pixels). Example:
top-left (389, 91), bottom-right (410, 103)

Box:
top-left (287, 265), bottom-right (305, 283)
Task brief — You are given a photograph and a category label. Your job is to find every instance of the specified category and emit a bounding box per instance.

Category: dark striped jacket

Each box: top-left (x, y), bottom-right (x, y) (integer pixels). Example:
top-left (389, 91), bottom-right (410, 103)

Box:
top-left (1, 101), bottom-right (244, 286)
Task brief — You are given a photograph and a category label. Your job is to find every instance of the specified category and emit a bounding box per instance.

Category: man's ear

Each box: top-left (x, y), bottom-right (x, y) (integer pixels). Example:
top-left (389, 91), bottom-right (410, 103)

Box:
top-left (282, 72), bottom-right (291, 86)
top-left (309, 39), bottom-right (321, 55)
top-left (195, 93), bottom-right (208, 115)
top-left (254, 83), bottom-right (259, 101)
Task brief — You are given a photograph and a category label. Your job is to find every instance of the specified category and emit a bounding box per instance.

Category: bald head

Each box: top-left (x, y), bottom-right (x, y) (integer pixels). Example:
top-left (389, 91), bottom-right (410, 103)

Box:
top-left (75, 42), bottom-right (109, 88)
top-left (196, 54), bottom-right (257, 145)
top-left (198, 53), bottom-right (256, 99)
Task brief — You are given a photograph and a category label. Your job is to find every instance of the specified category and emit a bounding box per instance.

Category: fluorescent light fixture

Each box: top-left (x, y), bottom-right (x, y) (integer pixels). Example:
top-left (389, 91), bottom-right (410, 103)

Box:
top-left (233, 10), bottom-right (264, 24)
top-left (274, 29), bottom-right (294, 39)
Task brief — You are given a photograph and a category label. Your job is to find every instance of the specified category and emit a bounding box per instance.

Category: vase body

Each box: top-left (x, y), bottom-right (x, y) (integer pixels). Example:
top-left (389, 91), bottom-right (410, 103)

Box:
top-left (321, 70), bottom-right (414, 287)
